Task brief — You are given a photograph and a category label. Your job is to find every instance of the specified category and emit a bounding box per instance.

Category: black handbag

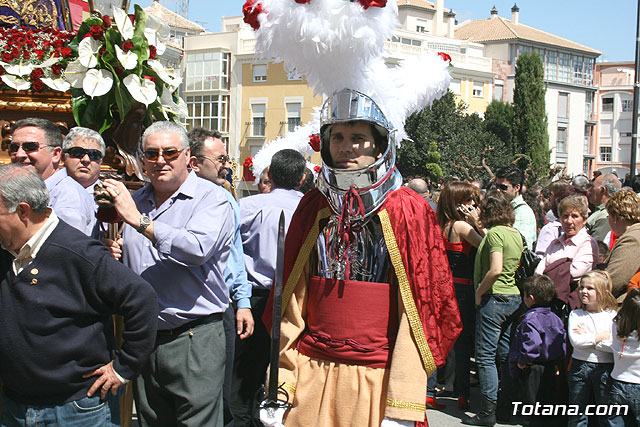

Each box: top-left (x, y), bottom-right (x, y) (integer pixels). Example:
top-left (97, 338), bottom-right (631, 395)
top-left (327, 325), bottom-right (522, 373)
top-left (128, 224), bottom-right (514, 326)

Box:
top-left (514, 232), bottom-right (541, 291)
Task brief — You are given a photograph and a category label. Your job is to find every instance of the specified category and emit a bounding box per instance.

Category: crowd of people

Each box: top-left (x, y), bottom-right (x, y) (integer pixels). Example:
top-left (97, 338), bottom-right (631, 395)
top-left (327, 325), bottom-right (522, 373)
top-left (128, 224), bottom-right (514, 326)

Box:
top-left (1, 107), bottom-right (640, 427)
top-left (410, 166), bottom-right (640, 426)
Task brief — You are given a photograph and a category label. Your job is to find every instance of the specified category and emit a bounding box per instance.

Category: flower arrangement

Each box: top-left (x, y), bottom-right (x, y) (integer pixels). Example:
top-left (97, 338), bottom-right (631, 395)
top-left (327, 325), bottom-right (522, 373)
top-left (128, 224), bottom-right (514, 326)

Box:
top-left (0, 5), bottom-right (186, 134)
top-left (308, 134), bottom-right (320, 152)
top-left (68, 5), bottom-right (185, 132)
top-left (0, 27), bottom-right (75, 92)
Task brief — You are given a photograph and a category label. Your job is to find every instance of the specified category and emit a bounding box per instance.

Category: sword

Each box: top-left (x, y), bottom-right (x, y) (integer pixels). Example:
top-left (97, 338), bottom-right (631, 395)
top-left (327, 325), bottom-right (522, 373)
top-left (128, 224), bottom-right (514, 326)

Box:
top-left (263, 211), bottom-right (288, 413)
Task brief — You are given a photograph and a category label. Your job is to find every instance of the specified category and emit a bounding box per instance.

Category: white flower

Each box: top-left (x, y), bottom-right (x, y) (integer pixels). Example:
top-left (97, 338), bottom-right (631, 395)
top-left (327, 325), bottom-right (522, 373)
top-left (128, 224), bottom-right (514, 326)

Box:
top-left (2, 75), bottom-right (31, 91)
top-left (144, 14), bottom-right (170, 46)
top-left (39, 57), bottom-right (62, 68)
top-left (123, 74), bottom-right (157, 106)
top-left (160, 86), bottom-right (188, 120)
top-left (112, 5), bottom-right (134, 40)
top-left (78, 37), bottom-right (102, 68)
top-left (41, 77), bottom-right (71, 92)
top-left (115, 45), bottom-right (138, 70)
top-left (4, 62), bottom-right (34, 76)
top-left (147, 59), bottom-right (182, 90)
top-left (63, 59), bottom-right (88, 88)
top-left (82, 68), bottom-right (113, 98)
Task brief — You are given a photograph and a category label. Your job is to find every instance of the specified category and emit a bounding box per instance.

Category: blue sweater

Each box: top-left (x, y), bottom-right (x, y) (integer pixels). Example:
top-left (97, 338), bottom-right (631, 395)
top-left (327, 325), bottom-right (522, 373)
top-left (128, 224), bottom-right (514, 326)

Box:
top-left (0, 220), bottom-right (158, 405)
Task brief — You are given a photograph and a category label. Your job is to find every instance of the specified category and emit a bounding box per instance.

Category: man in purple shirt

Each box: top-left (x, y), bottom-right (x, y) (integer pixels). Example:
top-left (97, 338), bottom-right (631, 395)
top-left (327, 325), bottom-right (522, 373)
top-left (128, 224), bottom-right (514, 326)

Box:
top-left (103, 121), bottom-right (235, 426)
top-left (230, 149), bottom-right (306, 425)
top-left (9, 118), bottom-right (94, 235)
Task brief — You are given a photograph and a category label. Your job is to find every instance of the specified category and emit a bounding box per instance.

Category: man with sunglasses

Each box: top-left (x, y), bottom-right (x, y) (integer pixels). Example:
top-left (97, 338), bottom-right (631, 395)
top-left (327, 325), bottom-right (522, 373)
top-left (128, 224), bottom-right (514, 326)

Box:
top-left (188, 127), bottom-right (254, 426)
top-left (10, 118), bottom-right (94, 235)
top-left (63, 127), bottom-right (105, 194)
top-left (103, 121), bottom-right (235, 427)
top-left (495, 166), bottom-right (537, 249)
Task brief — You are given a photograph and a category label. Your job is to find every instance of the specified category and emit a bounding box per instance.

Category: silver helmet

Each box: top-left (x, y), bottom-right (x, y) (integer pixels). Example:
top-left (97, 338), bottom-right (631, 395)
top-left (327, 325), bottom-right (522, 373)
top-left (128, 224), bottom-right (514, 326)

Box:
top-left (317, 88), bottom-right (402, 219)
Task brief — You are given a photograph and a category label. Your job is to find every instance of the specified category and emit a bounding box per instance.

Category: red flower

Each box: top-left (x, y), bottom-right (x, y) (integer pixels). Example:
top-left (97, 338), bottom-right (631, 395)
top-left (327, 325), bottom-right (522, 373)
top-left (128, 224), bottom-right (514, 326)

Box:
top-left (101, 15), bottom-right (112, 29)
top-left (42, 40), bottom-right (51, 50)
top-left (90, 24), bottom-right (104, 39)
top-left (437, 51), bottom-right (452, 63)
top-left (99, 47), bottom-right (106, 56)
top-left (309, 134), bottom-right (321, 152)
top-left (0, 65), bottom-right (5, 75)
top-left (243, 0), bottom-right (265, 31)
top-left (128, 14), bottom-right (135, 24)
top-left (313, 165), bottom-right (321, 173)
top-left (51, 64), bottom-right (63, 75)
top-left (295, 0), bottom-right (312, 3)
top-left (29, 68), bottom-right (44, 81)
top-left (143, 75), bottom-right (155, 82)
top-left (357, 0), bottom-right (387, 9)
top-left (244, 157), bottom-right (253, 168)
top-left (149, 45), bottom-right (157, 59)
top-left (122, 41), bottom-right (134, 52)
top-left (32, 79), bottom-right (45, 93)
top-left (1, 51), bottom-right (13, 63)
top-left (60, 47), bottom-right (72, 58)
top-left (22, 51), bottom-right (30, 60)
top-left (35, 49), bottom-right (45, 60)
top-left (53, 39), bottom-right (64, 49)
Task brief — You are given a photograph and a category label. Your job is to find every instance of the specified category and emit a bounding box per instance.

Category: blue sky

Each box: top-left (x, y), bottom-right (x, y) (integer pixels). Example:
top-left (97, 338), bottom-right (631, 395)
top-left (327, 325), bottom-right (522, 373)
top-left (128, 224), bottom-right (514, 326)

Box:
top-left (140, 0), bottom-right (636, 62)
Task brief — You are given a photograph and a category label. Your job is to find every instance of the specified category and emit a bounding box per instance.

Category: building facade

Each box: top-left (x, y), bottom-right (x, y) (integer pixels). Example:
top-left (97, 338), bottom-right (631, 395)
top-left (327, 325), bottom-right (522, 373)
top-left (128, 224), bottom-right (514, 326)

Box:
top-left (455, 5), bottom-right (601, 176)
top-left (593, 62), bottom-right (639, 178)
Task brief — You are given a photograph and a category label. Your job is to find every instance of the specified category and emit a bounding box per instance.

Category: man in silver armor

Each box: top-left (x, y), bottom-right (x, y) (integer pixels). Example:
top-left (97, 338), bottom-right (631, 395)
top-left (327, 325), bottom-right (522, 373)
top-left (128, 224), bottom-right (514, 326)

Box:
top-left (262, 89), bottom-right (461, 427)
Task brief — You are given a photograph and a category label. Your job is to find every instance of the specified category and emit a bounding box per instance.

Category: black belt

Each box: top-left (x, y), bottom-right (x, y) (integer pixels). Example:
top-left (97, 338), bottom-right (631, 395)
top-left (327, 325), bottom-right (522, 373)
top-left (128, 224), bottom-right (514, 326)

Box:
top-left (157, 312), bottom-right (223, 336)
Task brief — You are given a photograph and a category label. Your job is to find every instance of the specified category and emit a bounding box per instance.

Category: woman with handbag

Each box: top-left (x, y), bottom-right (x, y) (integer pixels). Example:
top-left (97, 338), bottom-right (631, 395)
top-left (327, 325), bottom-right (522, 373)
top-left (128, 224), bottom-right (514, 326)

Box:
top-left (463, 191), bottom-right (523, 426)
top-left (436, 181), bottom-right (485, 410)
top-left (535, 195), bottom-right (599, 315)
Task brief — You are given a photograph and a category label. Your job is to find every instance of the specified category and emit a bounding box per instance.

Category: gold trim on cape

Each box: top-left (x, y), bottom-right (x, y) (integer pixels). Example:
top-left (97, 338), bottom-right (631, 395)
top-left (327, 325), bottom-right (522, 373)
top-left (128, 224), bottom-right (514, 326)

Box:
top-left (378, 208), bottom-right (437, 375)
top-left (386, 397), bottom-right (427, 413)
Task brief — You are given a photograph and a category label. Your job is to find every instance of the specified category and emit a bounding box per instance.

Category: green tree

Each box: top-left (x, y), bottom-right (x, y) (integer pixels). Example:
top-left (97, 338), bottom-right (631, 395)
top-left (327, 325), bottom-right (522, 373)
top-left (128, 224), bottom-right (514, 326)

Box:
top-left (512, 52), bottom-right (550, 181)
top-left (484, 100), bottom-right (515, 154)
top-left (398, 92), bottom-right (512, 183)
top-left (424, 141), bottom-right (443, 181)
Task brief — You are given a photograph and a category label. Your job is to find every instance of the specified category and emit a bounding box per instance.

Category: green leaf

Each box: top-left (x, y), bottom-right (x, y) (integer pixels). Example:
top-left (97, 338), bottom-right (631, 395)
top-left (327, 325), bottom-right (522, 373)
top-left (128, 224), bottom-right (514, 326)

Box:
top-left (71, 91), bottom-right (88, 127)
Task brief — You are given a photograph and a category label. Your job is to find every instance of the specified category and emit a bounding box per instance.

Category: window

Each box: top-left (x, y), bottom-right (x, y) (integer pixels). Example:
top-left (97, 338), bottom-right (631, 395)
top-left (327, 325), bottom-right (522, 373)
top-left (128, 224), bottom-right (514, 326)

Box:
top-left (600, 146), bottom-right (612, 162)
top-left (416, 25), bottom-right (426, 33)
top-left (253, 64), bottom-right (267, 82)
top-left (585, 92), bottom-right (594, 118)
top-left (545, 50), bottom-right (557, 81)
top-left (449, 79), bottom-right (461, 95)
top-left (286, 103), bottom-right (301, 133)
top-left (583, 158), bottom-right (589, 175)
top-left (584, 126), bottom-right (591, 153)
top-left (602, 98), bottom-right (614, 112)
top-left (556, 128), bottom-right (567, 153)
top-left (185, 51), bottom-right (230, 91)
top-left (186, 95), bottom-right (229, 132)
top-left (558, 93), bottom-right (569, 119)
top-left (252, 104), bottom-right (266, 136)
top-left (622, 99), bottom-right (633, 112)
top-left (494, 81), bottom-right (504, 101)
top-left (584, 58), bottom-right (594, 86)
top-left (558, 53), bottom-right (571, 83)
top-left (572, 55), bottom-right (584, 85)
top-left (472, 82), bottom-right (483, 97)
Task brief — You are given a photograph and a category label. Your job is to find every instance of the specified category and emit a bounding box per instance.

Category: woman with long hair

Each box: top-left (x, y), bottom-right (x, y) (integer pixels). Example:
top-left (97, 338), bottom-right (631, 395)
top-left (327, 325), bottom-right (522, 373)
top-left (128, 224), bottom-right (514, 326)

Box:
top-left (436, 181), bottom-right (485, 409)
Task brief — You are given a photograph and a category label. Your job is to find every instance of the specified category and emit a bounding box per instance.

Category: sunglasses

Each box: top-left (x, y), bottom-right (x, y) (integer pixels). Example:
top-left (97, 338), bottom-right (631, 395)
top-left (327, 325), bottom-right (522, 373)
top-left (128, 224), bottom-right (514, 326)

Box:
top-left (202, 155), bottom-right (230, 164)
top-left (496, 183), bottom-right (510, 191)
top-left (142, 148), bottom-right (184, 161)
top-left (66, 147), bottom-right (103, 161)
top-left (9, 141), bottom-right (49, 154)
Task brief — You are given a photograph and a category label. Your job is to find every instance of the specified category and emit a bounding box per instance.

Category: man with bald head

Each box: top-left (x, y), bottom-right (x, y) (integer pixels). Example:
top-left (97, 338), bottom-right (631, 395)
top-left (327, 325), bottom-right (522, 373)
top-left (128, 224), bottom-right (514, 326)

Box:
top-left (587, 173), bottom-right (621, 242)
top-left (407, 177), bottom-right (436, 210)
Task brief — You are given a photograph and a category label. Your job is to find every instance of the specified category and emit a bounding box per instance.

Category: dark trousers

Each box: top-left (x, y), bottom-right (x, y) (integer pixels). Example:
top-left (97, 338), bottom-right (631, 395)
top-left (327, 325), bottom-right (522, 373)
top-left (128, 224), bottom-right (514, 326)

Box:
top-left (453, 283), bottom-right (475, 398)
top-left (230, 291), bottom-right (270, 427)
top-left (223, 305), bottom-right (236, 426)
top-left (518, 361), bottom-right (565, 427)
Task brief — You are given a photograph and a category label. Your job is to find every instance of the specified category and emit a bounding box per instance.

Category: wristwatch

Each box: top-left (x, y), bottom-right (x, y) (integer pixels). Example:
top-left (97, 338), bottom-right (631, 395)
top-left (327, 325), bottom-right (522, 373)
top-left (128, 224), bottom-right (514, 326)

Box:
top-left (138, 214), bottom-right (151, 233)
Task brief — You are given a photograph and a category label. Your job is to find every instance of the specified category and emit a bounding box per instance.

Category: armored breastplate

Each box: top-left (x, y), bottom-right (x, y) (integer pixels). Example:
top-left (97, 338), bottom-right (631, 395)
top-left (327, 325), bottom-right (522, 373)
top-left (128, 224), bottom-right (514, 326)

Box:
top-left (315, 214), bottom-right (389, 282)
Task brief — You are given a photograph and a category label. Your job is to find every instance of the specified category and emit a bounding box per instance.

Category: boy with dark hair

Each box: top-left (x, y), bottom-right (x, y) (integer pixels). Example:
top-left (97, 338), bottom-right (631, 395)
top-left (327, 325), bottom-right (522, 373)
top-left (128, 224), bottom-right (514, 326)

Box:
top-left (495, 166), bottom-right (537, 249)
top-left (508, 274), bottom-right (566, 424)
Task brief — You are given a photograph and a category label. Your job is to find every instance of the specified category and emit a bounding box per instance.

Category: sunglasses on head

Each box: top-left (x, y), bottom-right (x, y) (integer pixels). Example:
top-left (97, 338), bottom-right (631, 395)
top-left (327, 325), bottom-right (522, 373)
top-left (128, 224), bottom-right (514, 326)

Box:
top-left (66, 147), bottom-right (103, 161)
top-left (496, 183), bottom-right (510, 191)
top-left (9, 141), bottom-right (47, 154)
top-left (142, 148), bottom-right (184, 161)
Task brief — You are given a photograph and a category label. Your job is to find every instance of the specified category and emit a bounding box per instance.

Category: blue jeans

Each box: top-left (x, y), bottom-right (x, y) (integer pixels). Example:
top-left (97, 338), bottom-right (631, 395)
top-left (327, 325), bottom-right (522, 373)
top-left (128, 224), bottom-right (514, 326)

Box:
top-left (607, 378), bottom-right (640, 427)
top-left (453, 283), bottom-right (475, 398)
top-left (568, 359), bottom-right (612, 427)
top-left (1, 394), bottom-right (113, 427)
top-left (475, 293), bottom-right (521, 402)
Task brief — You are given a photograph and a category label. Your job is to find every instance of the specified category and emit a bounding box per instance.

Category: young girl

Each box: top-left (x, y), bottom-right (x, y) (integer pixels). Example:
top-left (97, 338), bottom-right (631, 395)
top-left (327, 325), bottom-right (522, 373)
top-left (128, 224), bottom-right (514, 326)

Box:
top-left (605, 287), bottom-right (640, 426)
top-left (567, 270), bottom-right (618, 427)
